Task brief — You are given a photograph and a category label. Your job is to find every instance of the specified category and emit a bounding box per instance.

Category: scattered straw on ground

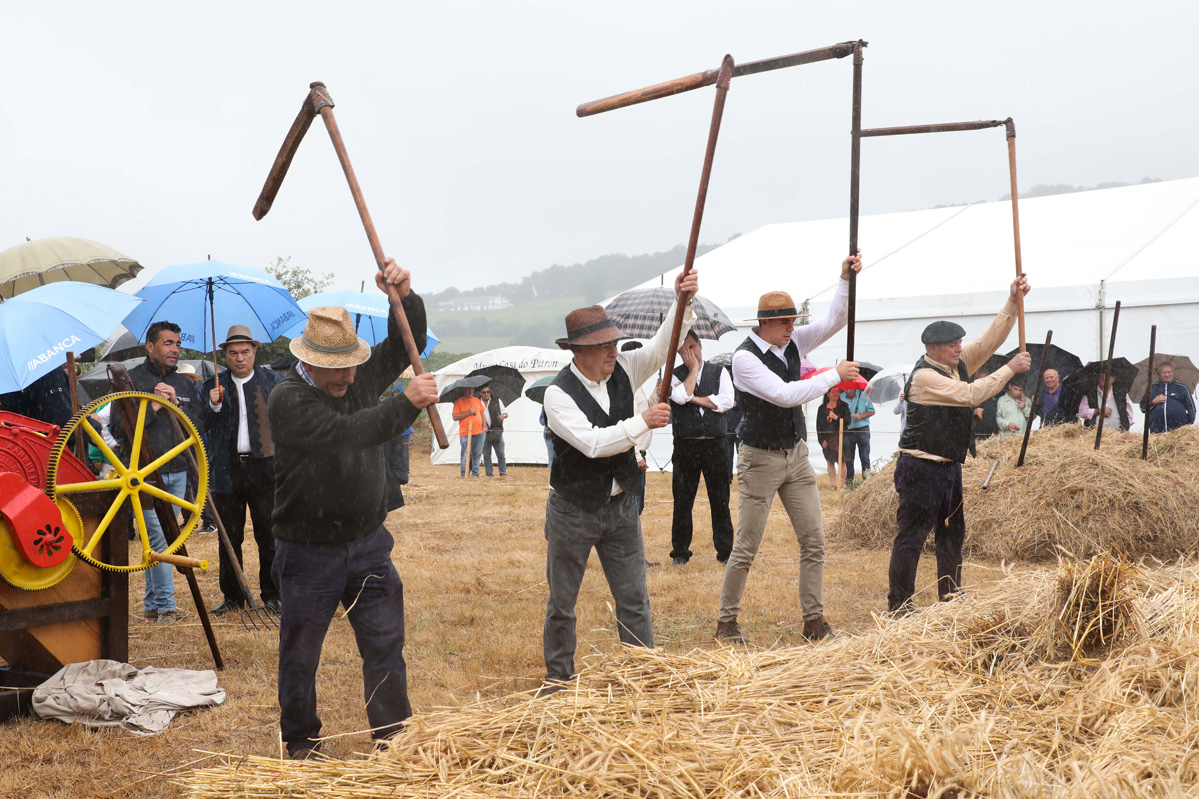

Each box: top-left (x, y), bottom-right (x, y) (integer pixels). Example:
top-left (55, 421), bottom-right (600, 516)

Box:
top-left (178, 553), bottom-right (1199, 798)
top-left (828, 424), bottom-right (1199, 562)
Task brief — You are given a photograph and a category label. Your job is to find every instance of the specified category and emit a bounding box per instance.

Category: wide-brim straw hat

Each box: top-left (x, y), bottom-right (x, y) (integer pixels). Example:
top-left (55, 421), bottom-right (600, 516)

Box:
top-left (746, 291), bottom-right (801, 322)
top-left (219, 324), bottom-right (261, 350)
top-left (175, 363), bottom-right (203, 382)
top-left (289, 306), bottom-right (372, 368)
top-left (555, 305), bottom-right (628, 349)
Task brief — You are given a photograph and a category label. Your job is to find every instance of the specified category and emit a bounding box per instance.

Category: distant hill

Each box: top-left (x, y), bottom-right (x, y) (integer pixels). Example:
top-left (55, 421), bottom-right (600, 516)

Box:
top-left (936, 177), bottom-right (1164, 208)
top-left (425, 240), bottom-right (729, 310)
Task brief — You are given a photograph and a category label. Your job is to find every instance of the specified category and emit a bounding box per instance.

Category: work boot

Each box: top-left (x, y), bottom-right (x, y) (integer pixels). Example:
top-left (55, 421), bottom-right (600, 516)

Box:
top-left (801, 615), bottom-right (835, 642)
top-left (211, 599), bottom-right (244, 616)
top-left (715, 619), bottom-right (747, 644)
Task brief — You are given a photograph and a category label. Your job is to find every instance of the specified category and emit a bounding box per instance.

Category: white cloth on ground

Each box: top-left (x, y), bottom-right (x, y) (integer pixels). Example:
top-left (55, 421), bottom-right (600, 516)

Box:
top-left (32, 659), bottom-right (226, 735)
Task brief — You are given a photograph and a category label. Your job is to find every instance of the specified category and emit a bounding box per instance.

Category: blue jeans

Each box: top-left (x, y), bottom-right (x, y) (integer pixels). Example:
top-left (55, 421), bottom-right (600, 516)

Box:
top-left (483, 432), bottom-right (507, 476)
top-left (459, 433), bottom-right (484, 476)
top-left (142, 470), bottom-right (187, 614)
top-left (273, 525), bottom-right (411, 753)
top-left (842, 430), bottom-right (871, 482)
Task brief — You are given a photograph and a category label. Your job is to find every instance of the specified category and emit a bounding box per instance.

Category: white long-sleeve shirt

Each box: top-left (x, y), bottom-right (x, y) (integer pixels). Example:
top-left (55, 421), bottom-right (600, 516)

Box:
top-left (544, 302), bottom-right (695, 493)
top-left (670, 361), bottom-right (735, 417)
top-left (731, 278), bottom-right (850, 408)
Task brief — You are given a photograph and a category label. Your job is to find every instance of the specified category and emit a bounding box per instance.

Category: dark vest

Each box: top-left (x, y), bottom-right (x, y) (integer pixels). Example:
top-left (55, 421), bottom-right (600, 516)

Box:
top-left (670, 361), bottom-right (727, 439)
top-left (898, 358), bottom-right (977, 463)
top-left (1083, 384), bottom-right (1131, 431)
top-left (486, 396), bottom-right (504, 433)
top-left (549, 364), bottom-right (640, 510)
top-left (734, 337), bottom-right (806, 450)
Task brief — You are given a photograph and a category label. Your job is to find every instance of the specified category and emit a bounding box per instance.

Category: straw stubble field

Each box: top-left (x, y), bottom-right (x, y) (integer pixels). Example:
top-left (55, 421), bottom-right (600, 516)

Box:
top-left (4, 435), bottom-right (959, 799)
top-left (8, 425), bottom-right (1199, 798)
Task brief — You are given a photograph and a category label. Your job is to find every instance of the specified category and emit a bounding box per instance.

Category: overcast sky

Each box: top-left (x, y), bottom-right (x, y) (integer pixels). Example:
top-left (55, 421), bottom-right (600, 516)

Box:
top-left (3, 2), bottom-right (1196, 296)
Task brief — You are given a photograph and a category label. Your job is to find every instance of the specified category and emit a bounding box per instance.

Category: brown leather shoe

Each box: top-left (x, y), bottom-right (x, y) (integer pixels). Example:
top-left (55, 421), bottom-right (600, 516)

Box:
top-left (801, 615), bottom-right (835, 642)
top-left (715, 619), bottom-right (747, 644)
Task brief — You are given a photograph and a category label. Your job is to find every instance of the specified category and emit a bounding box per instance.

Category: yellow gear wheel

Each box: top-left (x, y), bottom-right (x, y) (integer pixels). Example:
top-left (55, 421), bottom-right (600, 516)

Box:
top-left (47, 392), bottom-right (208, 574)
top-left (0, 498), bottom-right (82, 591)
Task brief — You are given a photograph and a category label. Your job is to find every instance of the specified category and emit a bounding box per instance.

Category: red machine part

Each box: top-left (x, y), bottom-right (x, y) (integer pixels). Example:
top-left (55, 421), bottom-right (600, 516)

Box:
top-left (0, 412), bottom-right (93, 488)
top-left (0, 472), bottom-right (72, 568)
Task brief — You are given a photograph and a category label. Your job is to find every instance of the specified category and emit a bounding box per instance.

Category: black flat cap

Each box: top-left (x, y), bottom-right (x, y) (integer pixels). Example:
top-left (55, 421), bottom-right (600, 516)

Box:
top-left (921, 320), bottom-right (967, 345)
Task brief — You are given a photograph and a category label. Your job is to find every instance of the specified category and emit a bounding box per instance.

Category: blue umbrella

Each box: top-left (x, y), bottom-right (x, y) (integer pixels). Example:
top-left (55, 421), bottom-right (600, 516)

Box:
top-left (0, 283), bottom-right (143, 392)
top-left (281, 290), bottom-right (439, 358)
top-left (121, 261), bottom-right (304, 352)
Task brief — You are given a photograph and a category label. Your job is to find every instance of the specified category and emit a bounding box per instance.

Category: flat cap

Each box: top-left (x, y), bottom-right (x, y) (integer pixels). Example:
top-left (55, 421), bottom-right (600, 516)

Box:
top-left (921, 320), bottom-right (967, 345)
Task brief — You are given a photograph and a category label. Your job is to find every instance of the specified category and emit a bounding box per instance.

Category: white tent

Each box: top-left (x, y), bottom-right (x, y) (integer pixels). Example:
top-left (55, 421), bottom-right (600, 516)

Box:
top-left (429, 346), bottom-right (571, 467)
top-left (624, 177), bottom-right (1199, 467)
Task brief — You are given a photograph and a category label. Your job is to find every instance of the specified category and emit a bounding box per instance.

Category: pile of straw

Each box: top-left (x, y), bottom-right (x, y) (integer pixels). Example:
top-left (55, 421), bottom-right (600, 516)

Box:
top-left (828, 424), bottom-right (1199, 561)
top-left (180, 554), bottom-right (1199, 798)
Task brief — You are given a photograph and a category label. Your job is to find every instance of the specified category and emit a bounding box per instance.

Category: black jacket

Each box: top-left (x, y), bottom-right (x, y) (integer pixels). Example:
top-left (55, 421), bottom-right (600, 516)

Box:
top-left (198, 365), bottom-right (283, 494)
top-left (110, 359), bottom-right (203, 474)
top-left (268, 293), bottom-right (426, 545)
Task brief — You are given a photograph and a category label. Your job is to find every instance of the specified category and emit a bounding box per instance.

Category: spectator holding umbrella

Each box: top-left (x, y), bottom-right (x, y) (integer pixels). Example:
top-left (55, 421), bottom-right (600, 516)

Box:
top-left (1034, 368), bottom-right (1077, 426)
top-left (450, 384), bottom-right (486, 478)
top-left (1140, 362), bottom-right (1196, 433)
top-left (479, 385), bottom-right (508, 478)
top-left (840, 386), bottom-right (875, 482)
top-left (816, 386), bottom-right (849, 490)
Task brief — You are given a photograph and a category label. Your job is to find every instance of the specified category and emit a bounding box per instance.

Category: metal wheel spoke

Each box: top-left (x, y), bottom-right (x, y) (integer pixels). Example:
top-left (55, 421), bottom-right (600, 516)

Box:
top-left (139, 482), bottom-right (198, 515)
top-left (79, 421), bottom-right (128, 475)
top-left (82, 488), bottom-right (129, 556)
top-left (57, 478), bottom-right (125, 495)
top-left (139, 435), bottom-right (198, 477)
top-left (128, 398), bottom-right (149, 471)
top-left (128, 492), bottom-right (154, 563)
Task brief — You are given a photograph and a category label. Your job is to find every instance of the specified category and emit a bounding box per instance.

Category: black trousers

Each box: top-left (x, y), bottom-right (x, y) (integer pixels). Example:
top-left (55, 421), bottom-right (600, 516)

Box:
top-left (212, 456), bottom-right (279, 604)
top-left (273, 525), bottom-right (411, 753)
top-left (888, 454), bottom-right (965, 611)
top-left (670, 437), bottom-right (734, 561)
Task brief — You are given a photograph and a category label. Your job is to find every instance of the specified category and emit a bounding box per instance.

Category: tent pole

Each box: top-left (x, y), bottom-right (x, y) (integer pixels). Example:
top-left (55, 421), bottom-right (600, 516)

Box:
top-left (1094, 300), bottom-right (1122, 450)
top-left (1142, 325), bottom-right (1156, 460)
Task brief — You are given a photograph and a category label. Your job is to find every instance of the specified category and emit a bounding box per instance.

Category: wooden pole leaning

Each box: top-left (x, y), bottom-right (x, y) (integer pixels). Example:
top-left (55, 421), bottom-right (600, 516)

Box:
top-left (310, 87), bottom-right (449, 449)
top-left (1142, 325), bottom-right (1156, 460)
top-left (656, 56), bottom-right (733, 404)
top-left (1094, 300), bottom-right (1122, 450)
top-left (1016, 329), bottom-right (1052, 468)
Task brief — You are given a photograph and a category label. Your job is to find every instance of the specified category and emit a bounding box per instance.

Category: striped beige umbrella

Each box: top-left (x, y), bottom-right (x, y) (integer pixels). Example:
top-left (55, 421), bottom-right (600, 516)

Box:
top-left (0, 236), bottom-right (142, 300)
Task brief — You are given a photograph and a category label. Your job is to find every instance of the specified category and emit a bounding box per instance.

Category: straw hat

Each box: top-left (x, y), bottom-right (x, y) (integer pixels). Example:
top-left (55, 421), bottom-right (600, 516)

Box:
top-left (746, 291), bottom-right (800, 322)
top-left (555, 305), bottom-right (628, 349)
top-left (176, 363), bottom-right (203, 382)
top-left (219, 324), bottom-right (261, 350)
top-left (289, 306), bottom-right (372, 368)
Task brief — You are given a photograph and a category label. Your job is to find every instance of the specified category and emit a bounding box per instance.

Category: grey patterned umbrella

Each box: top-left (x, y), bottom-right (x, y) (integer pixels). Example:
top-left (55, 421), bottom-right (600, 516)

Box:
top-left (603, 287), bottom-right (735, 340)
top-left (438, 374), bottom-right (491, 404)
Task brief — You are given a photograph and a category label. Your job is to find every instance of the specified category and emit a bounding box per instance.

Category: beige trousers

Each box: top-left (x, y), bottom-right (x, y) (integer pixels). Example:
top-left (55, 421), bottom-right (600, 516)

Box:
top-left (718, 441), bottom-right (825, 623)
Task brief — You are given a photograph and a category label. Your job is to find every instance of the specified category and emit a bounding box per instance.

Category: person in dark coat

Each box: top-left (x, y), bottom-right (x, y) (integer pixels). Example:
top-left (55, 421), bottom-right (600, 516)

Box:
top-left (1140, 362), bottom-right (1196, 433)
top-left (198, 325), bottom-right (284, 616)
top-left (815, 386), bottom-right (850, 489)
top-left (110, 321), bottom-right (203, 624)
top-left (1033, 368), bottom-right (1077, 426)
top-left (267, 259), bottom-right (438, 759)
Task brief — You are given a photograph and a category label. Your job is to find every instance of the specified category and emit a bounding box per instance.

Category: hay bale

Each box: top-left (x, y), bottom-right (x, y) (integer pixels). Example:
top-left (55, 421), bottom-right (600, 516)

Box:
top-left (828, 425), bottom-right (1199, 562)
top-left (179, 555), bottom-right (1199, 799)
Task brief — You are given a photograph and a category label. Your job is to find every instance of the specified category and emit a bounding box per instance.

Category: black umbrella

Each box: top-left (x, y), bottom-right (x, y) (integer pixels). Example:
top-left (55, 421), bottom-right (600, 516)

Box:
top-left (438, 374), bottom-right (491, 405)
top-left (857, 361), bottom-right (883, 382)
top-left (604, 287), bottom-right (735, 340)
top-left (524, 376), bottom-right (554, 405)
top-left (270, 353), bottom-right (298, 373)
top-left (78, 358), bottom-right (221, 397)
top-left (465, 365), bottom-right (525, 406)
top-left (972, 353), bottom-right (1008, 378)
top-left (1062, 358), bottom-right (1139, 404)
top-left (1004, 343), bottom-right (1084, 389)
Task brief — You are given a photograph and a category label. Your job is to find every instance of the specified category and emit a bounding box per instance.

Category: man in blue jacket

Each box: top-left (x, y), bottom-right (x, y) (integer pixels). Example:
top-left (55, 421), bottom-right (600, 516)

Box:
top-left (1140, 362), bottom-right (1196, 433)
top-left (198, 325), bottom-right (283, 615)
